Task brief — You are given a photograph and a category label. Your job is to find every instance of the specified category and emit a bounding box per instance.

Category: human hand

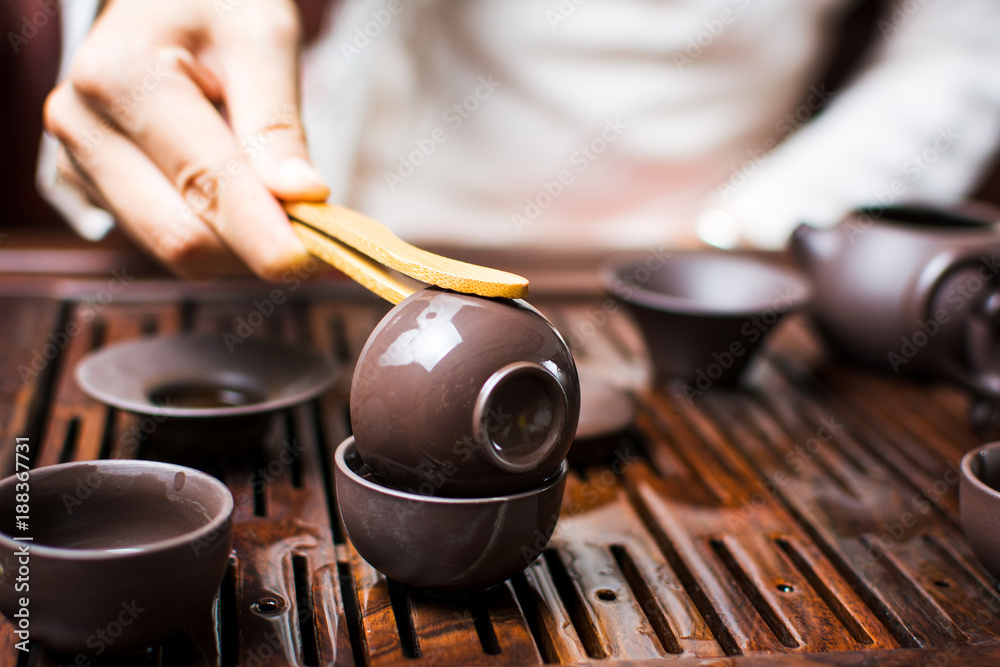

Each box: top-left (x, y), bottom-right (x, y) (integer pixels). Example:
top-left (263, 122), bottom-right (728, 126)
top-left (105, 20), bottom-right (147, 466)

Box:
top-left (44, 0), bottom-right (330, 280)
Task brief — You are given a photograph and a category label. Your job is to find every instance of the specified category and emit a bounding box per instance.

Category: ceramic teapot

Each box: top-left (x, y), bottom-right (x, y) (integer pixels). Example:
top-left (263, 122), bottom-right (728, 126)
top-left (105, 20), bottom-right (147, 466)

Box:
top-left (790, 202), bottom-right (1000, 429)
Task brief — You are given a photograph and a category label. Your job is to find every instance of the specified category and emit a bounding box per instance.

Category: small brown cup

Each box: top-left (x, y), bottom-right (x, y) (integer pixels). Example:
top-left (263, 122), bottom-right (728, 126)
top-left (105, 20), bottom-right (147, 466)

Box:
top-left (335, 437), bottom-right (567, 591)
top-left (601, 252), bottom-right (810, 386)
top-left (0, 460), bottom-right (233, 654)
top-left (960, 442), bottom-right (1000, 579)
top-left (351, 288), bottom-right (579, 497)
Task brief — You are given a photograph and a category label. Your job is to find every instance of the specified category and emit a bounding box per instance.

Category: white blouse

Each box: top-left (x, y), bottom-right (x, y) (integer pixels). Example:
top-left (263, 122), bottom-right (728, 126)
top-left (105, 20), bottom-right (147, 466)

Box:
top-left (41, 0), bottom-right (1000, 251)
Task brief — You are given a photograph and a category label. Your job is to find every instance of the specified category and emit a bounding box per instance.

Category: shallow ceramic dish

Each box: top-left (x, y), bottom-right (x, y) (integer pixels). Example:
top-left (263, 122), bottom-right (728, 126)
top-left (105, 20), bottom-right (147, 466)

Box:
top-left (960, 442), bottom-right (1000, 579)
top-left (0, 459), bottom-right (233, 654)
top-left (568, 369), bottom-right (638, 465)
top-left (75, 334), bottom-right (337, 454)
top-left (601, 252), bottom-right (811, 386)
top-left (335, 436), bottom-right (567, 591)
top-left (351, 287), bottom-right (579, 497)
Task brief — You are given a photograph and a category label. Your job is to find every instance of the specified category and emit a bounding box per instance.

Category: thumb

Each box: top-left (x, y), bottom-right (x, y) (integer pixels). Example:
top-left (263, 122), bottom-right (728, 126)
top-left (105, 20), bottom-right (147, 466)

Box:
top-left (215, 2), bottom-right (330, 201)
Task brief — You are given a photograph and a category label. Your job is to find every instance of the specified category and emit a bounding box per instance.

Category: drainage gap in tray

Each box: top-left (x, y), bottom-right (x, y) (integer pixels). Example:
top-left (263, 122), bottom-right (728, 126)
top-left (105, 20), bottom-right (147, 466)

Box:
top-left (251, 448), bottom-right (268, 517)
top-left (180, 300), bottom-right (196, 332)
top-left (59, 417), bottom-right (81, 463)
top-left (710, 539), bottom-right (799, 648)
top-left (219, 557), bottom-right (239, 667)
top-left (775, 537), bottom-right (872, 646)
top-left (141, 315), bottom-right (159, 337)
top-left (97, 408), bottom-right (116, 460)
top-left (285, 411), bottom-right (303, 489)
top-left (15, 302), bottom-right (71, 474)
top-left (509, 572), bottom-right (558, 663)
top-left (330, 316), bottom-right (352, 365)
top-left (338, 561), bottom-right (369, 667)
top-left (468, 593), bottom-right (502, 655)
top-left (386, 579), bottom-right (421, 658)
top-left (292, 553), bottom-right (321, 666)
top-left (311, 402), bottom-right (345, 544)
top-left (542, 549), bottom-right (609, 659)
top-left (610, 544), bottom-right (682, 654)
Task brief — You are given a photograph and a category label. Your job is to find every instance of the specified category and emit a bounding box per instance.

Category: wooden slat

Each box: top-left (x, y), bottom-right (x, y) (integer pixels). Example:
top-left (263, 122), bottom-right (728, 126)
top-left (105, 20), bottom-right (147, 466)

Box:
top-left (5, 281), bottom-right (1000, 665)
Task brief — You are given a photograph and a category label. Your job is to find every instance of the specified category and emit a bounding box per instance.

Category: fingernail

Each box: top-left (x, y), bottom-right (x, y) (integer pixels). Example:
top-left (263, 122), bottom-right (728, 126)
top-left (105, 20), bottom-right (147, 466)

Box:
top-left (276, 157), bottom-right (329, 198)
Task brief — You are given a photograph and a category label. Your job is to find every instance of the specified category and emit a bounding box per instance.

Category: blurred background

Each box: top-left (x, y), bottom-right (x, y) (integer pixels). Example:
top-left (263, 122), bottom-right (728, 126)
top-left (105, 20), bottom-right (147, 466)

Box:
top-left (2, 0), bottom-right (999, 246)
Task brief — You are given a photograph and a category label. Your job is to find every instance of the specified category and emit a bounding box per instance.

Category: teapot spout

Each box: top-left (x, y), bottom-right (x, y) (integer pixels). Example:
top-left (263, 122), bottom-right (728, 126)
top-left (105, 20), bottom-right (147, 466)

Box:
top-left (789, 223), bottom-right (838, 268)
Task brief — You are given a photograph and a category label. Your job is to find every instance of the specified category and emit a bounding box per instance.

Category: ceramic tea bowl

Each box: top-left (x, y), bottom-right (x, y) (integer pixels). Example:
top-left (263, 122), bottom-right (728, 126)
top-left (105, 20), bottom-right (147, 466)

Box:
top-left (335, 436), bottom-right (566, 591)
top-left (76, 334), bottom-right (336, 456)
top-left (959, 442), bottom-right (1000, 579)
top-left (0, 459), bottom-right (233, 654)
top-left (351, 287), bottom-right (579, 497)
top-left (601, 252), bottom-right (811, 386)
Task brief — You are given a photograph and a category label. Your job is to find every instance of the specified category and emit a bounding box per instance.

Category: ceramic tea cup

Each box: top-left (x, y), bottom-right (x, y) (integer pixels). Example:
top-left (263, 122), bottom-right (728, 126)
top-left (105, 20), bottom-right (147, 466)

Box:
top-left (959, 442), bottom-right (1000, 579)
top-left (601, 252), bottom-right (811, 386)
top-left (335, 436), bottom-right (567, 591)
top-left (0, 460), bottom-right (233, 654)
top-left (351, 287), bottom-right (579, 497)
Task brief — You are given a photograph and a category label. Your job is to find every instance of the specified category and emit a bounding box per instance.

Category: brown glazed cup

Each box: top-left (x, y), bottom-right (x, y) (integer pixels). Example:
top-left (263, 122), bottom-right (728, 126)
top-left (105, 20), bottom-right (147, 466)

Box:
top-left (351, 287), bottom-right (579, 497)
top-left (0, 460), bottom-right (233, 654)
top-left (601, 252), bottom-right (811, 386)
top-left (960, 442), bottom-right (1000, 579)
top-left (335, 437), bottom-right (567, 591)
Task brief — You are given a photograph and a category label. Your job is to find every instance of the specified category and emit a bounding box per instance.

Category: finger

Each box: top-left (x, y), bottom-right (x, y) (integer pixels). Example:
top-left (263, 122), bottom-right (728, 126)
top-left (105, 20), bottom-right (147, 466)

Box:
top-left (55, 143), bottom-right (112, 211)
top-left (216, 1), bottom-right (330, 201)
top-left (71, 46), bottom-right (312, 282)
top-left (44, 84), bottom-right (247, 279)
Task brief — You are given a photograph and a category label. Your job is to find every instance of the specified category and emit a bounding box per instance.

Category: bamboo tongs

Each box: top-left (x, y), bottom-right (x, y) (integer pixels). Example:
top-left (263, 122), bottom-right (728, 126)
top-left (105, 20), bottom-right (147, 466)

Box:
top-left (285, 202), bottom-right (529, 304)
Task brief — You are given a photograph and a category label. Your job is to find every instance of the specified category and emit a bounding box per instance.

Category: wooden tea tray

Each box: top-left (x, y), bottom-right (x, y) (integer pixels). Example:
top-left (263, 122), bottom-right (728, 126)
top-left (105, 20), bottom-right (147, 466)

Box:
top-left (0, 240), bottom-right (999, 665)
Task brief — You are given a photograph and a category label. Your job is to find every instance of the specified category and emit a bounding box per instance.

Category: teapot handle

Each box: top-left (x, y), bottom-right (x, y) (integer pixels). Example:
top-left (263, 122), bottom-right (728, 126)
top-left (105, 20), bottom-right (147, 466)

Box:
top-left (955, 292), bottom-right (1000, 433)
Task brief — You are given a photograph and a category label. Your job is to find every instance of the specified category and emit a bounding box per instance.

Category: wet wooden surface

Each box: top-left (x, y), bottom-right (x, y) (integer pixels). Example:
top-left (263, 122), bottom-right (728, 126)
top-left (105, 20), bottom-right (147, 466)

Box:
top-left (1, 259), bottom-right (1000, 665)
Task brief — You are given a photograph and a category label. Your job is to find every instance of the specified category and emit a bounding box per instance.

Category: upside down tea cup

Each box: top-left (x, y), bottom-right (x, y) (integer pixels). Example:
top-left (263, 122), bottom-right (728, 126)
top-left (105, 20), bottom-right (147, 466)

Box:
top-left (350, 288), bottom-right (580, 497)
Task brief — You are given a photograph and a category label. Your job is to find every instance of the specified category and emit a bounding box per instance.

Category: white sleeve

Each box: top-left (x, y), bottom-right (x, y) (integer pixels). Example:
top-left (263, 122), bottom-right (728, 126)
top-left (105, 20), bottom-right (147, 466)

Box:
top-left (35, 0), bottom-right (115, 240)
top-left (715, 0), bottom-right (1000, 249)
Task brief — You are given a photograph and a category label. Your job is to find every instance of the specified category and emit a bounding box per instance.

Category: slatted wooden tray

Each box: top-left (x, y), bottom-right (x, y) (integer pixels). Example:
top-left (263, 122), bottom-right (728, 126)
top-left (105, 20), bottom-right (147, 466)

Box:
top-left (2, 275), bottom-right (1000, 666)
